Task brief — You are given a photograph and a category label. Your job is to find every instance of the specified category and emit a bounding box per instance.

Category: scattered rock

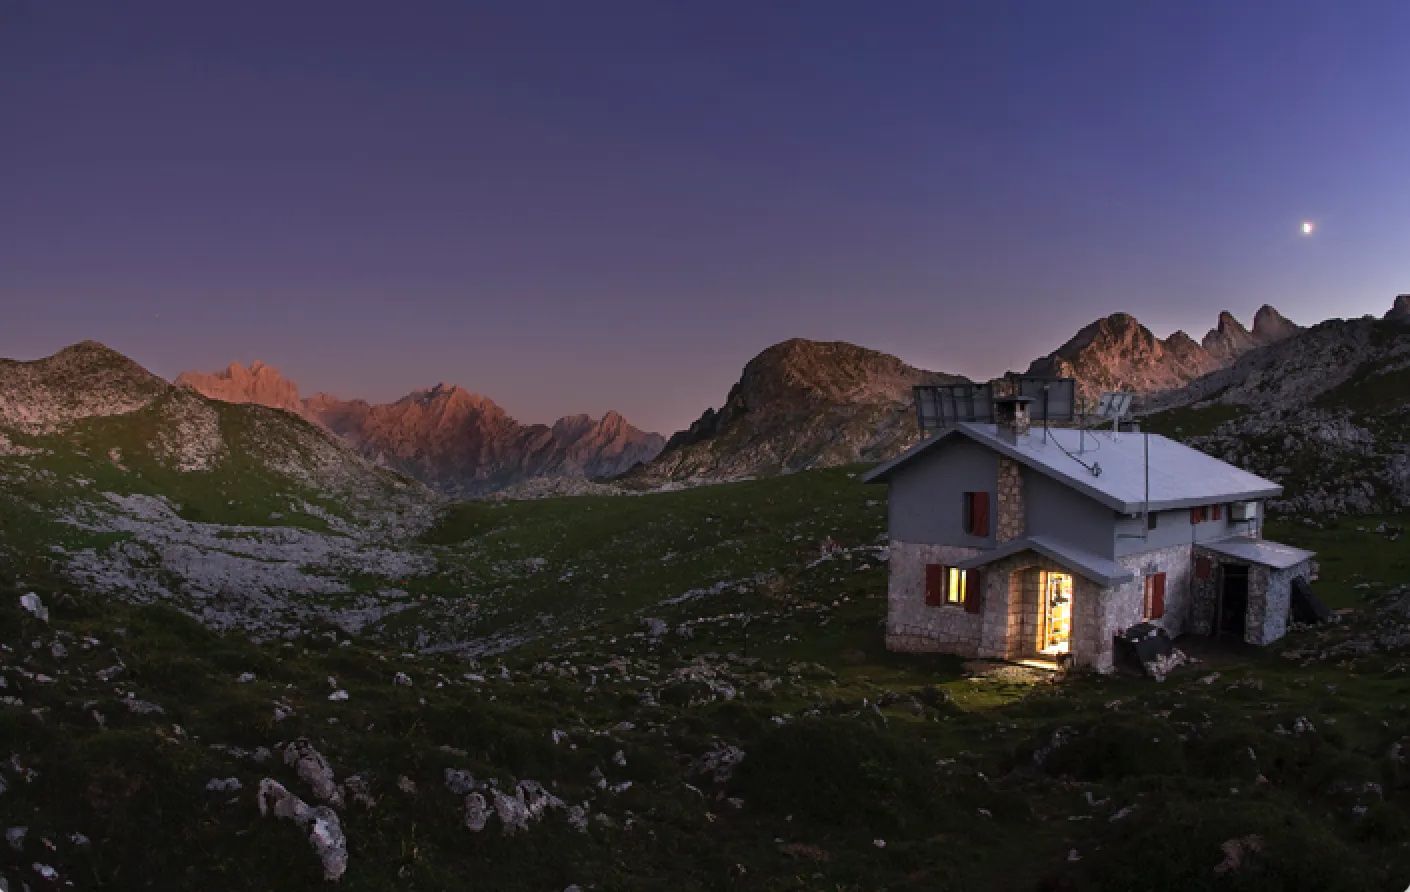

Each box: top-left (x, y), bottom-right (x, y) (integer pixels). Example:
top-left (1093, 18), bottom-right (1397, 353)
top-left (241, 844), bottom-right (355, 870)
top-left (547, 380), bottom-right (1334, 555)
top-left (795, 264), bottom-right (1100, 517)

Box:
top-left (444, 768), bottom-right (477, 796)
top-left (464, 792), bottom-right (490, 832)
top-left (284, 739), bottom-right (343, 806)
top-left (344, 775), bottom-right (376, 809)
top-left (18, 593), bottom-right (48, 622)
top-left (1213, 834), bottom-right (1264, 876)
top-left (123, 695), bottom-right (165, 715)
top-left (256, 779), bottom-right (349, 882)
top-left (692, 743), bottom-right (747, 785)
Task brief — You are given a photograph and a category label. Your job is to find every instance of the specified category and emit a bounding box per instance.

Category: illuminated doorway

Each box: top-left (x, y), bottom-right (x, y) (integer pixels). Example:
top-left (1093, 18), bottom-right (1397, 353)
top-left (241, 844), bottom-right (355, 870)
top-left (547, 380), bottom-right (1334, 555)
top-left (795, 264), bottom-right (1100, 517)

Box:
top-left (1042, 571), bottom-right (1073, 654)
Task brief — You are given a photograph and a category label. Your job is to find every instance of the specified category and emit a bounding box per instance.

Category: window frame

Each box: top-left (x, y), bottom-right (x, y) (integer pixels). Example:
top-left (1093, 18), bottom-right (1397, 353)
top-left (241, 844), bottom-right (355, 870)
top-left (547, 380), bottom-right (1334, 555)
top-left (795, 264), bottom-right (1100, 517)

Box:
top-left (962, 491), bottom-right (990, 537)
top-left (924, 563), bottom-right (982, 612)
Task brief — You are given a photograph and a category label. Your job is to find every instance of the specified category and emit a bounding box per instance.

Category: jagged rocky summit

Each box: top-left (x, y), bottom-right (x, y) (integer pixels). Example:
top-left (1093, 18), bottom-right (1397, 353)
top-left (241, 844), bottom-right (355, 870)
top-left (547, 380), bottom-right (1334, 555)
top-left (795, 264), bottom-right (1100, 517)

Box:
top-left (1027, 305), bottom-right (1301, 404)
top-left (178, 362), bottom-right (665, 497)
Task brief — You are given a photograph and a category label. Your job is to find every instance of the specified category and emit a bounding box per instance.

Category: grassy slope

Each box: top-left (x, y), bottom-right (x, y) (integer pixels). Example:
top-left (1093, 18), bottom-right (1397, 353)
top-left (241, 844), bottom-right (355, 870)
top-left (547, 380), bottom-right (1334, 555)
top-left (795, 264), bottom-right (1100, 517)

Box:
top-left (4, 467), bottom-right (1410, 890)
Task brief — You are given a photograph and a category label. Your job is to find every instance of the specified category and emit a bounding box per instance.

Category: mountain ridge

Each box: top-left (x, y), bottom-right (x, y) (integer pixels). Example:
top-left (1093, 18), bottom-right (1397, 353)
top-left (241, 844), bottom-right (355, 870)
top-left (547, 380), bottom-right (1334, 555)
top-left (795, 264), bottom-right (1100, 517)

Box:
top-left (634, 337), bottom-right (966, 484)
top-left (177, 361), bottom-right (665, 497)
top-left (1027, 305), bottom-right (1301, 403)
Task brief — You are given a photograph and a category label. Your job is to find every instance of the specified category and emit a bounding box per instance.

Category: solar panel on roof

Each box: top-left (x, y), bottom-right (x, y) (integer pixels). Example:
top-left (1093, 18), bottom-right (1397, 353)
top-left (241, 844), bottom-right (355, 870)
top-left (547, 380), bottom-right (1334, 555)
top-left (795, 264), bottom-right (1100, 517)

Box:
top-left (913, 377), bottom-right (1076, 433)
top-left (1095, 391), bottom-right (1133, 420)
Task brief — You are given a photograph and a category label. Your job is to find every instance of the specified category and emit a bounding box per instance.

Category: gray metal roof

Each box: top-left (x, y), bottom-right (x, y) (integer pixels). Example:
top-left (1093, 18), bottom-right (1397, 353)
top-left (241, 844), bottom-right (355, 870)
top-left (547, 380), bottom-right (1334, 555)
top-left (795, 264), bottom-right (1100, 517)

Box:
top-left (863, 423), bottom-right (1282, 514)
top-left (954, 535), bottom-right (1135, 586)
top-left (1200, 537), bottom-right (1315, 570)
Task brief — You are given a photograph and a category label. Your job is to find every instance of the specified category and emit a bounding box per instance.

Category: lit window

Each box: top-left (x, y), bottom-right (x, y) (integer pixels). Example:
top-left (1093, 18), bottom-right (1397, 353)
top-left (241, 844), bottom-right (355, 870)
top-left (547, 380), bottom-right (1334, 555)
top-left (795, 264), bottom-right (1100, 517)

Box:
top-left (947, 567), bottom-right (966, 605)
top-left (925, 565), bottom-right (982, 612)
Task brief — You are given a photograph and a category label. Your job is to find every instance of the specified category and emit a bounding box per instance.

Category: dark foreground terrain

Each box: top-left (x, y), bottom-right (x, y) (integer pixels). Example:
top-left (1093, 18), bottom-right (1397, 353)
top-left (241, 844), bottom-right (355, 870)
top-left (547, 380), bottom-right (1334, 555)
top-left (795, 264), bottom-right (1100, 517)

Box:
top-left (3, 468), bottom-right (1410, 890)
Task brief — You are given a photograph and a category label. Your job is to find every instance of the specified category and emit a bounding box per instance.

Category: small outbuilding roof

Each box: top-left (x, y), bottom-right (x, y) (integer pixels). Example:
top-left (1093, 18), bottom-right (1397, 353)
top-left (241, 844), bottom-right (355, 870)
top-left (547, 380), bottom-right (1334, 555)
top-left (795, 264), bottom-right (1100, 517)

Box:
top-left (954, 535), bottom-right (1135, 587)
top-left (862, 423), bottom-right (1282, 514)
top-left (1200, 537), bottom-right (1316, 571)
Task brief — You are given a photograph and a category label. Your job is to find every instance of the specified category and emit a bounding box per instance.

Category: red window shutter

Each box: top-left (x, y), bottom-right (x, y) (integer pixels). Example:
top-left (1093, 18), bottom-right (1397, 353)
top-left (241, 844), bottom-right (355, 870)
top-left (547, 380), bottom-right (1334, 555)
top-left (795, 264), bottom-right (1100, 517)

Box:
top-left (963, 570), bottom-right (983, 614)
top-left (1151, 572), bottom-right (1166, 619)
top-left (925, 564), bottom-right (945, 606)
top-left (970, 492), bottom-right (990, 537)
top-left (1195, 556), bottom-right (1212, 580)
top-left (1212, 504), bottom-right (1223, 521)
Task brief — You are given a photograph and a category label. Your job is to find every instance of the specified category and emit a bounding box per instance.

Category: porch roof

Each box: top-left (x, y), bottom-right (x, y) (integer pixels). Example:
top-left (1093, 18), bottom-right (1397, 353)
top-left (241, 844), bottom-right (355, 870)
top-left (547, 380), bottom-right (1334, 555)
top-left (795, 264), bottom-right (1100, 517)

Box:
top-left (954, 535), bottom-right (1135, 587)
top-left (1200, 537), bottom-right (1315, 570)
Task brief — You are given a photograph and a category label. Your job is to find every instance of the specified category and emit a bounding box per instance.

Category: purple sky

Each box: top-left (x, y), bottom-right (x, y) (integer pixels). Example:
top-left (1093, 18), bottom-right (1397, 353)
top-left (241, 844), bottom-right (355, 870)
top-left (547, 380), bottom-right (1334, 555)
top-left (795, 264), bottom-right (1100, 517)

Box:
top-left (3, 1), bottom-right (1407, 434)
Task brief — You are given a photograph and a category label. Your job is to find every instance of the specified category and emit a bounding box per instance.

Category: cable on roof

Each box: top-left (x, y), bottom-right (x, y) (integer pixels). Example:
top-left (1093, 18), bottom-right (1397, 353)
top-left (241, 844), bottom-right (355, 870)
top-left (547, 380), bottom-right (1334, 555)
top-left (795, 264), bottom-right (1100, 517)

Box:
top-left (1051, 425), bottom-right (1103, 477)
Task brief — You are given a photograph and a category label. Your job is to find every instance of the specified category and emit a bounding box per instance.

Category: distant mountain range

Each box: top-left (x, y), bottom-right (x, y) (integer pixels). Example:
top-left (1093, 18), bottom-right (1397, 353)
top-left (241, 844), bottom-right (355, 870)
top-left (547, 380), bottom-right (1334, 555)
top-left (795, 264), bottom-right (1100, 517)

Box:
top-left (176, 364), bottom-right (665, 497)
top-left (631, 305), bottom-right (1319, 486)
top-left (1026, 305), bottom-right (1302, 403)
top-left (5, 297), bottom-right (1404, 505)
top-left (0, 341), bottom-right (421, 519)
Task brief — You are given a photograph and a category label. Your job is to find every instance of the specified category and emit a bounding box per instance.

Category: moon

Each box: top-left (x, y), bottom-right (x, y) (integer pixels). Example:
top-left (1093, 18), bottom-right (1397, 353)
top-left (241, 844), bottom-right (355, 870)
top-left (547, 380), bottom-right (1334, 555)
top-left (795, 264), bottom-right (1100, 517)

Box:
top-left (1301, 221), bottom-right (1315, 235)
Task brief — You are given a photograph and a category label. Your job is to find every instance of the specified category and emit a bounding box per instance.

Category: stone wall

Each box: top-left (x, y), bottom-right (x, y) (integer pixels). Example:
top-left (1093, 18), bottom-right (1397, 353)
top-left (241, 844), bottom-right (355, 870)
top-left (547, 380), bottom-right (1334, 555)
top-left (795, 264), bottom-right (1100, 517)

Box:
top-left (885, 540), bottom-right (982, 654)
top-left (995, 457), bottom-right (1024, 543)
top-left (1190, 558), bottom-right (1219, 636)
top-left (1092, 543), bottom-right (1198, 669)
top-left (1190, 549), bottom-right (1314, 645)
top-left (1114, 543), bottom-right (1196, 636)
top-left (1249, 560), bottom-right (1312, 645)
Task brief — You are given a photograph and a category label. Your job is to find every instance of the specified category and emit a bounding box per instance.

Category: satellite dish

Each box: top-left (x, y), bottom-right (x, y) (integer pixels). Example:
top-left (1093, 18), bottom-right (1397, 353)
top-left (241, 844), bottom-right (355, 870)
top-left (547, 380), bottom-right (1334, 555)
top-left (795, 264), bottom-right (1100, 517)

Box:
top-left (1095, 391), bottom-right (1133, 420)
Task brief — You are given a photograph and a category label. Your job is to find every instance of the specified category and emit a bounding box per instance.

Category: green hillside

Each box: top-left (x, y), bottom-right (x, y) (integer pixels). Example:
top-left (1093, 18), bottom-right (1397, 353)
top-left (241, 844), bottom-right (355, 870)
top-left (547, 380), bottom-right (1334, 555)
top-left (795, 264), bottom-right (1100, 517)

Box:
top-left (4, 466), bottom-right (1410, 890)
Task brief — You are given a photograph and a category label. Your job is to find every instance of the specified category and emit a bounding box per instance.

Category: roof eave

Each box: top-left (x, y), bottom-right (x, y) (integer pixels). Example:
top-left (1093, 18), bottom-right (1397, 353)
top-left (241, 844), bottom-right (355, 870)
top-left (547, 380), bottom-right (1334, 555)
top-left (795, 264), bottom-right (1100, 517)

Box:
top-left (1122, 487), bottom-right (1285, 514)
top-left (860, 428), bottom-right (961, 484)
top-left (955, 538), bottom-right (1135, 587)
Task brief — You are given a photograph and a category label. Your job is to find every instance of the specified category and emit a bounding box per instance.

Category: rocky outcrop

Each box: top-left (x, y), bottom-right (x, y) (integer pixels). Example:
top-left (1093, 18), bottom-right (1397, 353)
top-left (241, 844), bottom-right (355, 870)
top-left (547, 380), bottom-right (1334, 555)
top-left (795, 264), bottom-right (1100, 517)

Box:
top-left (1202, 311), bottom-right (1260, 363)
top-left (1252, 304), bottom-right (1301, 343)
top-left (634, 339), bottom-right (963, 483)
top-left (0, 341), bottom-right (170, 432)
top-left (176, 361), bottom-right (306, 416)
top-left (1027, 306), bottom-right (1301, 406)
top-left (1027, 314), bottom-right (1221, 404)
top-left (1144, 313), bottom-right (1410, 514)
top-left (180, 366), bottom-right (665, 497)
top-left (1386, 294), bottom-right (1410, 325)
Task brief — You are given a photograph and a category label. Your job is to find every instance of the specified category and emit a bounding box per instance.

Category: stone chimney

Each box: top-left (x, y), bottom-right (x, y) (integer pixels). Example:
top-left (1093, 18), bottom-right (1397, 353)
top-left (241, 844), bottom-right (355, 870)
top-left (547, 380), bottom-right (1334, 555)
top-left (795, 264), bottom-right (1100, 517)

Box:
top-left (993, 395), bottom-right (1033, 444)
